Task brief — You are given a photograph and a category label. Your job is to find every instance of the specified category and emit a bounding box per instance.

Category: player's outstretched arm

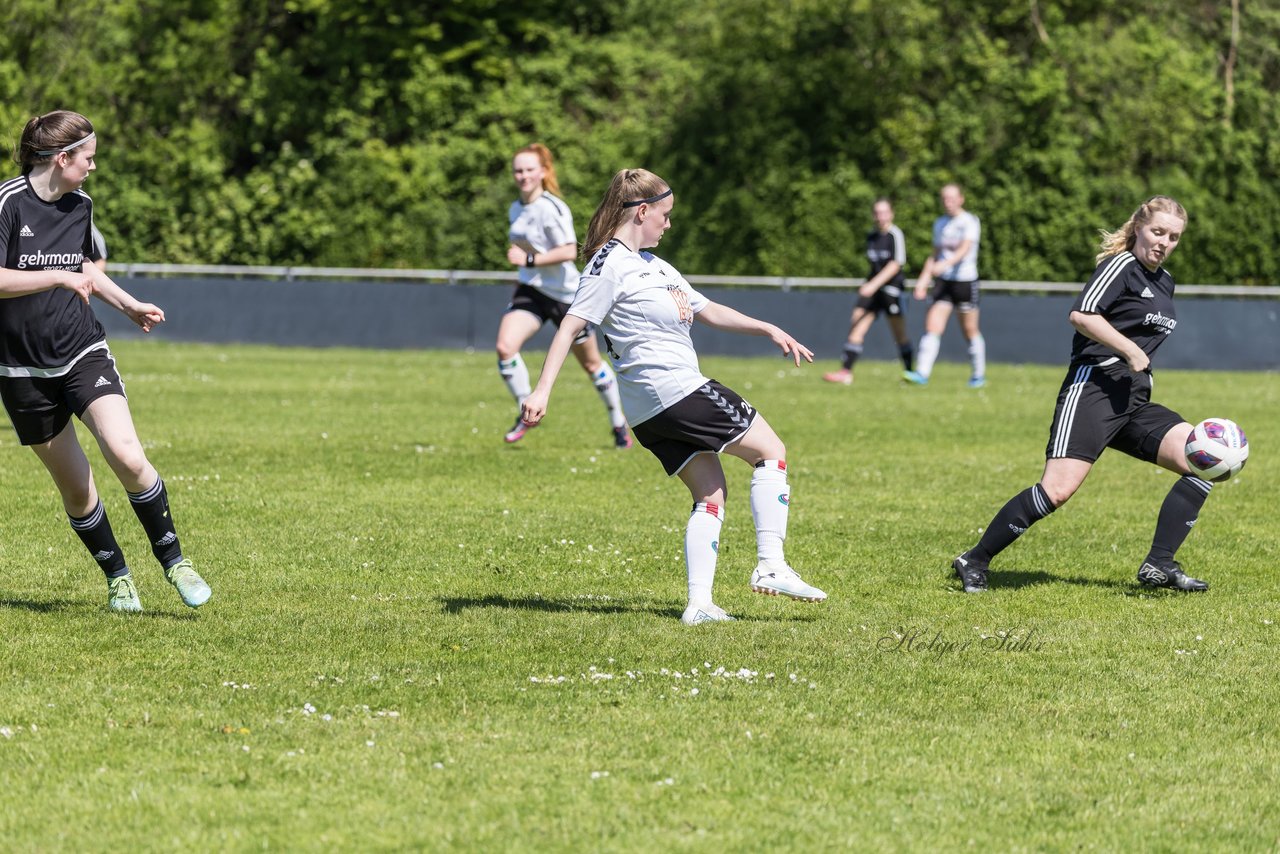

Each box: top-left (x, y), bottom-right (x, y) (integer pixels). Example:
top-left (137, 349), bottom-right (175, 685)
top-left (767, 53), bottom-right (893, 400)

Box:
top-left (84, 263), bottom-right (164, 332)
top-left (695, 301), bottom-right (814, 366)
top-left (522, 313), bottom-right (591, 425)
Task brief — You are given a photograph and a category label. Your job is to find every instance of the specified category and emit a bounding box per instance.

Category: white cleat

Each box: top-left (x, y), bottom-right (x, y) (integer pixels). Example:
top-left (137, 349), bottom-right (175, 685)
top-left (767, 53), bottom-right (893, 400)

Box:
top-left (681, 602), bottom-right (736, 626)
top-left (750, 561), bottom-right (827, 602)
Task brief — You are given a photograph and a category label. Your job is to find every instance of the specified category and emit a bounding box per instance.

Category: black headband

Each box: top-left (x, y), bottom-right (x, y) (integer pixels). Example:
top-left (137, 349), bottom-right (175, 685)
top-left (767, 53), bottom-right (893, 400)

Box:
top-left (621, 188), bottom-right (672, 208)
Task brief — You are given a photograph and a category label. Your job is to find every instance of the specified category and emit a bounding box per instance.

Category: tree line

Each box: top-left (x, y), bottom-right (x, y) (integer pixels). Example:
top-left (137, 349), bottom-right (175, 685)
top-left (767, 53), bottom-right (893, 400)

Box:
top-left (3, 0), bottom-right (1276, 285)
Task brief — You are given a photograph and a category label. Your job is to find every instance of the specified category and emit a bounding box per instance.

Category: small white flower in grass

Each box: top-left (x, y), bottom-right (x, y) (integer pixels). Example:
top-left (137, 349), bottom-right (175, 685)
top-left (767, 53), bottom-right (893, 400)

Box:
top-left (1264, 619), bottom-right (1273, 625)
top-left (745, 731), bottom-right (752, 739)
top-left (690, 688), bottom-right (699, 696)
top-left (321, 432), bottom-right (328, 439)
top-left (0, 727), bottom-right (12, 739)
top-left (1196, 635), bottom-right (1203, 641)
top-left (302, 703), bottom-right (316, 715)
top-left (433, 762), bottom-right (444, 770)
top-left (242, 745), bottom-right (250, 752)
top-left (366, 741), bottom-right (376, 748)
top-left (765, 673), bottom-right (775, 680)
top-left (321, 714), bottom-right (333, 722)
top-left (590, 771), bottom-right (610, 779)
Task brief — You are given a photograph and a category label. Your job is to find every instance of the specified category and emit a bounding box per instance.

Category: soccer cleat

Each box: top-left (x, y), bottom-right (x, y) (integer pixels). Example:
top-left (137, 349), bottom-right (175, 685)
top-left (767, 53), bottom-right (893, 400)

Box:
top-left (749, 561), bottom-right (827, 602)
top-left (681, 602), bottom-right (736, 626)
top-left (164, 558), bottom-right (212, 607)
top-left (1137, 560), bottom-right (1208, 592)
top-left (968, 376), bottom-right (986, 389)
top-left (952, 553), bottom-right (989, 593)
top-left (612, 425), bottom-right (633, 449)
top-left (822, 369), bottom-right (853, 385)
top-left (903, 370), bottom-right (928, 385)
top-left (107, 573), bottom-right (143, 613)
top-left (504, 415), bottom-right (536, 444)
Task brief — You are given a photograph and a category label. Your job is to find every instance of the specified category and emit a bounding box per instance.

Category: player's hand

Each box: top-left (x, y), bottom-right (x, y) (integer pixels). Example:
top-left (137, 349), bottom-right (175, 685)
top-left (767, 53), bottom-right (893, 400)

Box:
top-left (59, 273), bottom-right (94, 304)
top-left (126, 301), bottom-right (165, 333)
top-left (1126, 351), bottom-right (1150, 374)
top-left (507, 244), bottom-right (530, 268)
top-left (521, 389), bottom-right (549, 426)
top-left (770, 328), bottom-right (814, 366)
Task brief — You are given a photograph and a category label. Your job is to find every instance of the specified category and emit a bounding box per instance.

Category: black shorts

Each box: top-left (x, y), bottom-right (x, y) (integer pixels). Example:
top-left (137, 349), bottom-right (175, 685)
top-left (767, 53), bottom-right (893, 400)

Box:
top-left (855, 284), bottom-right (907, 318)
top-left (631, 380), bottom-right (758, 476)
top-left (930, 279), bottom-right (980, 312)
top-left (1045, 362), bottom-right (1184, 464)
top-left (0, 345), bottom-right (127, 445)
top-left (506, 284), bottom-right (591, 345)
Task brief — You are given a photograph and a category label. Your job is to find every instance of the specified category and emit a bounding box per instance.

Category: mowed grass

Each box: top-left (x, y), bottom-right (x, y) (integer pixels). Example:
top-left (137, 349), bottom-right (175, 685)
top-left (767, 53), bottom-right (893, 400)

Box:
top-left (0, 340), bottom-right (1277, 852)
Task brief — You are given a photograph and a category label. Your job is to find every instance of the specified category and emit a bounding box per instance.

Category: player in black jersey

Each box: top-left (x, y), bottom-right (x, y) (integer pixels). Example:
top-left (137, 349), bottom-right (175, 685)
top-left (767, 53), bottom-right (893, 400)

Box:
top-left (822, 198), bottom-right (915, 385)
top-left (951, 196), bottom-right (1216, 593)
top-left (1, 110), bottom-right (211, 613)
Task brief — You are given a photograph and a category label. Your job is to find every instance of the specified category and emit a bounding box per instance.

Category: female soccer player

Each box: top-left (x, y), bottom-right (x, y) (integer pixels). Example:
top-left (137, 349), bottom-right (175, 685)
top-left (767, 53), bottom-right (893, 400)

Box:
top-left (496, 143), bottom-right (630, 448)
top-left (952, 196), bottom-right (1213, 593)
top-left (823, 198), bottom-right (915, 385)
top-left (521, 169), bottom-right (828, 625)
top-left (907, 183), bottom-right (985, 387)
top-left (1, 110), bottom-right (210, 612)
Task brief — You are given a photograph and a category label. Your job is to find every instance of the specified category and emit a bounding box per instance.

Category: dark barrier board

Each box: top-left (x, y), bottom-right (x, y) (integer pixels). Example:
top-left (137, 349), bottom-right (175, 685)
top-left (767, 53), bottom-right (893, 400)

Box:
top-left (97, 277), bottom-right (1279, 371)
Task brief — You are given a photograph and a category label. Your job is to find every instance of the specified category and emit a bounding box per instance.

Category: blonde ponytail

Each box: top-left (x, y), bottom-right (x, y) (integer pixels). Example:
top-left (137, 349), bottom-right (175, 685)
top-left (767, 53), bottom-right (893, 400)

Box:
top-left (581, 169), bottom-right (671, 260)
top-left (1097, 196), bottom-right (1187, 263)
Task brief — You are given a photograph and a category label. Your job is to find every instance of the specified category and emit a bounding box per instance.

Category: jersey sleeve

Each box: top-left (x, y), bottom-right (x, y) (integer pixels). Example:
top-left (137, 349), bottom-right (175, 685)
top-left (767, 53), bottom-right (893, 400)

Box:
top-left (890, 226), bottom-right (906, 265)
top-left (1072, 254), bottom-right (1135, 314)
top-left (962, 214), bottom-right (980, 244)
top-left (87, 222), bottom-right (106, 262)
top-left (567, 272), bottom-right (615, 324)
top-left (541, 201), bottom-right (576, 249)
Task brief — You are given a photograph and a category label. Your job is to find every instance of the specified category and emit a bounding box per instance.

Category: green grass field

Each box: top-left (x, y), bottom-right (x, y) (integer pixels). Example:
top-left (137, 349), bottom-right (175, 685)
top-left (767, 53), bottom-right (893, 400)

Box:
top-left (1, 341), bottom-right (1276, 851)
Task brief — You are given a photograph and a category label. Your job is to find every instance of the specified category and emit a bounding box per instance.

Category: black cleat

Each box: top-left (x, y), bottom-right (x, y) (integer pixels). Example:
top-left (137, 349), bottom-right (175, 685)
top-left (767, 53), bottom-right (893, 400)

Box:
top-left (952, 553), bottom-right (989, 593)
top-left (1137, 560), bottom-right (1208, 592)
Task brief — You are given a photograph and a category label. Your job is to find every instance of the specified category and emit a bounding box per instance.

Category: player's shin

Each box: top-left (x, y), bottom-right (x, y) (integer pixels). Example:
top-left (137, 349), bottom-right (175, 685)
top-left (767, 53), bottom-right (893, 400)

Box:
top-left (497, 355), bottom-right (531, 405)
top-left (969, 483), bottom-right (1056, 565)
top-left (1147, 474), bottom-right (1212, 565)
top-left (685, 502), bottom-right (724, 606)
top-left (69, 500), bottom-right (128, 578)
top-left (591, 363), bottom-right (625, 429)
top-left (127, 477), bottom-right (183, 568)
top-left (750, 460), bottom-right (789, 563)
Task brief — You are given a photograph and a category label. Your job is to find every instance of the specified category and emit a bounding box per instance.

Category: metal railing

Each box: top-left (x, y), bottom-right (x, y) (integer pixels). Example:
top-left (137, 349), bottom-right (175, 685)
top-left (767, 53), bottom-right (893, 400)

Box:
top-left (115, 263), bottom-right (1280, 298)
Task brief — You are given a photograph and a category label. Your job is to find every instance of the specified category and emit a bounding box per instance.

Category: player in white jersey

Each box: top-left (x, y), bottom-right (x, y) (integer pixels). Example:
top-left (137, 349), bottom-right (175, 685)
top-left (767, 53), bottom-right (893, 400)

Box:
top-left (495, 143), bottom-right (630, 448)
top-left (907, 183), bottom-right (987, 387)
top-left (521, 169), bottom-right (828, 626)
top-left (0, 111), bottom-right (211, 613)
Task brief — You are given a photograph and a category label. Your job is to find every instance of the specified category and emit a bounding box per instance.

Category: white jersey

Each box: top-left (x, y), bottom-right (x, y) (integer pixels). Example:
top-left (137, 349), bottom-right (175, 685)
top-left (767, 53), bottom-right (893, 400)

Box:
top-left (507, 192), bottom-right (579, 303)
top-left (569, 240), bottom-right (710, 426)
top-left (932, 210), bottom-right (981, 281)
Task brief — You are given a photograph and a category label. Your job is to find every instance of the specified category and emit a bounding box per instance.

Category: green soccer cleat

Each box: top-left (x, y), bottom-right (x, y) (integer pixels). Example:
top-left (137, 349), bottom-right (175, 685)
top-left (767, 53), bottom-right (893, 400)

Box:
top-left (107, 574), bottom-right (143, 613)
top-left (164, 558), bottom-right (212, 608)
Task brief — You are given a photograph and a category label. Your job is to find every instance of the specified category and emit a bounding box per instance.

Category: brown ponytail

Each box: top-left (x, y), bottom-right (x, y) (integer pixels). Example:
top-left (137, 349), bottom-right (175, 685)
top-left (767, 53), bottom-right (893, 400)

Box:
top-left (581, 169), bottom-right (671, 260)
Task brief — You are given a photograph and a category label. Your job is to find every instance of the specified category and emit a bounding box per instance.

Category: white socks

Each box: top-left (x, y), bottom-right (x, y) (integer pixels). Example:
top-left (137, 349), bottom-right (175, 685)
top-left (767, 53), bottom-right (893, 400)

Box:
top-left (685, 502), bottom-right (723, 605)
top-left (497, 355), bottom-right (531, 405)
top-left (750, 460), bottom-right (789, 564)
top-left (968, 334), bottom-right (986, 380)
top-left (916, 333), bottom-right (940, 380)
top-left (592, 364), bottom-right (625, 429)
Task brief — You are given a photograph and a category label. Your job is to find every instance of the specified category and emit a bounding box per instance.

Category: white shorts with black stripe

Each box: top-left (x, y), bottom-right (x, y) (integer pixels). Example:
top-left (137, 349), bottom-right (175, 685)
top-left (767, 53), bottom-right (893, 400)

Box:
top-left (631, 380), bottom-right (758, 476)
top-left (1045, 362), bottom-right (1184, 464)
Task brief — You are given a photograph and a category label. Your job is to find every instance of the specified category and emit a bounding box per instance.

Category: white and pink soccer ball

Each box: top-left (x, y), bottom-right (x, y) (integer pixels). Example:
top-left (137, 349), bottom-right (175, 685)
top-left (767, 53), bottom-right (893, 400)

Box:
top-left (1184, 418), bottom-right (1249, 483)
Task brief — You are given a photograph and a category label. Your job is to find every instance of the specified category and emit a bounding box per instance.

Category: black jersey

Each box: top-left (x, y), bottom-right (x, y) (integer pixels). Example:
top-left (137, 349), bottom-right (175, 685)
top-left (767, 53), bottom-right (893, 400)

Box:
top-left (0, 176), bottom-right (106, 377)
top-left (1069, 251), bottom-right (1176, 365)
top-left (866, 225), bottom-right (906, 288)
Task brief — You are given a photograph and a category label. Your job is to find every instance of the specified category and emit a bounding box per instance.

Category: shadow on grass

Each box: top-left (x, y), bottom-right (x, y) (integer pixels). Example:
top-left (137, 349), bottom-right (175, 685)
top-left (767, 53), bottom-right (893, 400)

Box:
top-left (984, 569), bottom-right (1135, 591)
top-left (439, 594), bottom-right (822, 623)
top-left (0, 596), bottom-right (199, 621)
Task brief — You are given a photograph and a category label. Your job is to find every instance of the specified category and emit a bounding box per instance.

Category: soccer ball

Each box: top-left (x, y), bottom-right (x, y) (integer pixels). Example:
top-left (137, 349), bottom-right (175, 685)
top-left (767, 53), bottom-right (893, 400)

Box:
top-left (1184, 418), bottom-right (1249, 482)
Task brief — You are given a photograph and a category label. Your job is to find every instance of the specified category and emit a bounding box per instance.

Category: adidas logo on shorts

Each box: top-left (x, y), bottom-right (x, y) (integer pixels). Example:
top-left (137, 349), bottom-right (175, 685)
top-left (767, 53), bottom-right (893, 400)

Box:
top-left (95, 376), bottom-right (111, 388)
top-left (20, 224), bottom-right (35, 237)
